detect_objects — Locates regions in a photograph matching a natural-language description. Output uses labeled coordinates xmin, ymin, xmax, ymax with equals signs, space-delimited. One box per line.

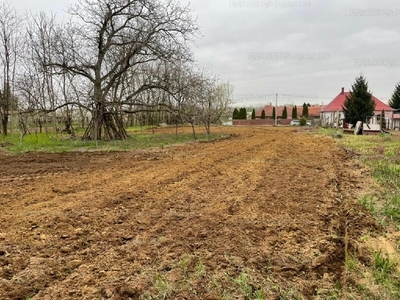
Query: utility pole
xmin=275 ymin=93 xmax=278 ymax=126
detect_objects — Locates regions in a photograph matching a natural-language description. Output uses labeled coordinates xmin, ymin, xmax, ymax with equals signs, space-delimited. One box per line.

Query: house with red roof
xmin=321 ymin=87 xmax=395 ymax=128
xmin=255 ymin=103 xmax=322 ymax=119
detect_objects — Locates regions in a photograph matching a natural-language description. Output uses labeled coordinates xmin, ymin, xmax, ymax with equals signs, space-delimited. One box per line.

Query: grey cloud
xmin=13 ymin=0 xmax=400 ymax=106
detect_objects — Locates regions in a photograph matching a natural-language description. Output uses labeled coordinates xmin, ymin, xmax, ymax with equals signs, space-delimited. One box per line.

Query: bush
xmin=299 ymin=116 xmax=307 ymax=126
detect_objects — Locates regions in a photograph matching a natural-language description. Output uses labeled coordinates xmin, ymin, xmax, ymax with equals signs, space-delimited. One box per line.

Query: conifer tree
xmin=292 ymin=106 xmax=297 ymax=119
xmin=380 ymin=110 xmax=386 ymax=129
xmin=272 ymin=107 xmax=276 ymax=119
xmin=261 ymin=110 xmax=266 ymax=119
xmin=241 ymin=108 xmax=247 ymax=119
xmin=232 ymin=108 xmax=239 ymax=120
xmin=343 ymin=75 xmax=375 ymax=124
xmin=389 ymin=82 xmax=400 ymax=109
xmin=251 ymin=108 xmax=256 ymax=119
xmin=302 ymin=103 xmax=309 ymax=117
xmin=239 ymin=108 xmax=243 ymax=119
xmin=282 ymin=106 xmax=287 ymax=119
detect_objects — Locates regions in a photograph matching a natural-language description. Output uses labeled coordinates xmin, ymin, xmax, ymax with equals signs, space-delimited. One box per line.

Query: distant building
xmin=321 ymin=87 xmax=395 ymax=128
xmin=255 ymin=104 xmax=322 ymax=119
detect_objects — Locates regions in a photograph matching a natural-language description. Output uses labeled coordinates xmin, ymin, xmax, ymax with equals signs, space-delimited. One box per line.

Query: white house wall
xmin=322 ymin=110 xmax=395 ymax=129
xmin=321 ymin=111 xmax=344 ymax=127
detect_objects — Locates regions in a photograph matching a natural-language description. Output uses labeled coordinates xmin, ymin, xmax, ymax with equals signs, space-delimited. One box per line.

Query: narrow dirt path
xmin=0 ymin=127 xmax=375 ymax=299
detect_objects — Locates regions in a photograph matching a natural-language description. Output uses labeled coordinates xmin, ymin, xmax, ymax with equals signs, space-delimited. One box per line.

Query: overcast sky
xmin=13 ymin=0 xmax=400 ymax=107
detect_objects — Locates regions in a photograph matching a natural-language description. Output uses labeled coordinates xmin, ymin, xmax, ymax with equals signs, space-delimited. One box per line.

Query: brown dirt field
xmin=0 ymin=127 xmax=376 ymax=299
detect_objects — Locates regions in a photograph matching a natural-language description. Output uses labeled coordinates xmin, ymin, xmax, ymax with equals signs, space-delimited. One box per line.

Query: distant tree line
xmin=232 ymin=103 xmax=315 ymax=121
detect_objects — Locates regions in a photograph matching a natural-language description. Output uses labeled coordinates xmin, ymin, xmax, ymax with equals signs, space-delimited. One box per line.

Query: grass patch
xmin=140 ymin=253 xmax=315 ymax=299
xmin=382 ymin=193 xmax=400 ymax=223
xmin=360 ymin=195 xmax=376 ymax=214
xmin=231 ymin=272 xmax=266 ymax=300
xmin=0 ymin=129 xmax=229 ymax=153
xmin=153 ymin=274 xmax=172 ymax=300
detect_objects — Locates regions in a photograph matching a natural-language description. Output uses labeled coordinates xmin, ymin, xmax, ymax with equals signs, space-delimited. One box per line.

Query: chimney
xmin=341 ymin=87 xmax=344 ymax=94
xmin=270 ymin=102 xmax=272 ymax=106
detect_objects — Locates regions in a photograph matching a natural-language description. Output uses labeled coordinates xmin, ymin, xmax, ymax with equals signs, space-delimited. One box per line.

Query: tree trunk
xmin=39 ymin=117 xmax=42 ymax=133
xmin=1 ymin=113 xmax=8 ymax=137
xmin=205 ymin=119 xmax=211 ymax=135
xmin=83 ymin=102 xmax=128 ymax=140
xmin=191 ymin=123 xmax=196 ymax=140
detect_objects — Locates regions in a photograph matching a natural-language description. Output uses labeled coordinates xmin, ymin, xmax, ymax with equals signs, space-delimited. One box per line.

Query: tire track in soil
xmin=0 ymin=127 xmax=376 ymax=299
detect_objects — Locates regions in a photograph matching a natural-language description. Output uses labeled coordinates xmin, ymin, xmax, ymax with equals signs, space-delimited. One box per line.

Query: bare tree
xmin=11 ymin=1 xmax=227 ymax=141
xmin=165 ymin=63 xmax=233 ymax=137
xmin=0 ymin=2 xmax=23 ymax=136
xmin=42 ymin=0 xmax=198 ymax=140
xmin=200 ymin=82 xmax=234 ymax=134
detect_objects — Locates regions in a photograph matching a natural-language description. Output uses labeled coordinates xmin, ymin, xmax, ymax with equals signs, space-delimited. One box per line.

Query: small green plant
xmin=345 ymin=251 xmax=358 ymax=272
xmin=360 ymin=195 xmax=376 ymax=213
xmin=154 ymin=274 xmax=171 ymax=300
xmin=373 ymin=250 xmax=397 ymax=283
xmin=180 ymin=254 xmax=190 ymax=278
xmin=254 ymin=289 xmax=267 ymax=300
xmin=315 ymin=285 xmax=340 ymax=300
xmin=234 ymin=273 xmax=253 ymax=299
xmin=194 ymin=257 xmax=205 ymax=278
xmin=231 ymin=272 xmax=266 ymax=299
xmin=360 ymin=234 xmax=370 ymax=242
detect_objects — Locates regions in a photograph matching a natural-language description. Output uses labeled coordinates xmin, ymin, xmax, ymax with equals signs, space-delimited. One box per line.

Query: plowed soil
xmin=0 ymin=127 xmax=376 ymax=299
